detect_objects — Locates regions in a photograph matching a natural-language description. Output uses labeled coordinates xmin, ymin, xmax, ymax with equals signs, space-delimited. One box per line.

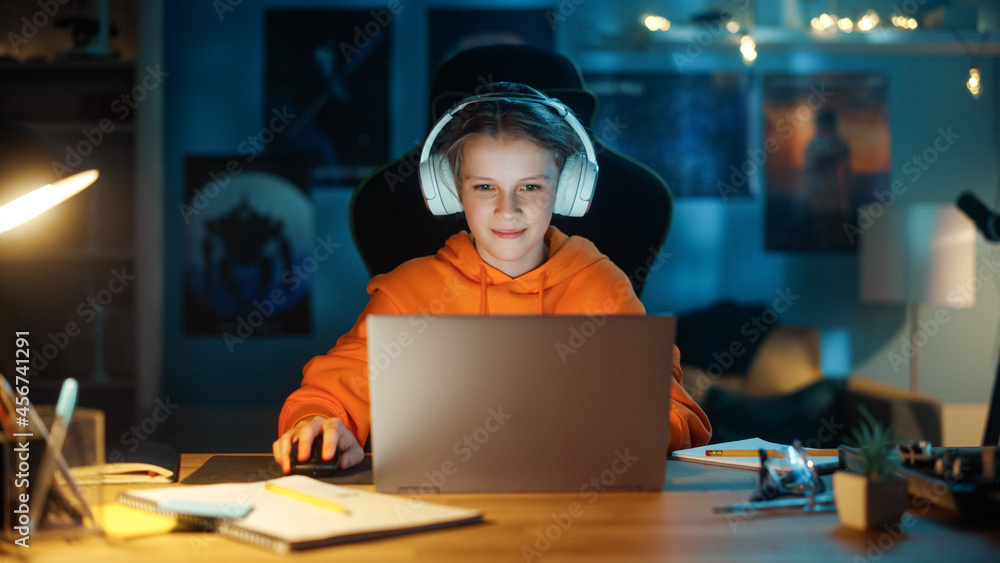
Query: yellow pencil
xmin=705 ymin=449 xmax=839 ymax=458
xmin=265 ymin=482 xmax=351 ymax=515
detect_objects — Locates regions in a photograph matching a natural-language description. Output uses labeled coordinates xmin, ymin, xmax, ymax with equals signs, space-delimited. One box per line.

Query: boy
xmin=274 ymin=83 xmax=711 ymax=472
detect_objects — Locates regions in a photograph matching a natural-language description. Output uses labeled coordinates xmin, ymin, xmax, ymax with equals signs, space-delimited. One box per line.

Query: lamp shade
xmin=859 ymin=204 xmax=977 ymax=308
xmin=0 ymin=169 xmax=99 ymax=234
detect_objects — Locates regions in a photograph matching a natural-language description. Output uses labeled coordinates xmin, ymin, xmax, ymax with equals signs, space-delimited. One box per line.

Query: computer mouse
xmin=289 ymin=436 xmax=340 ymax=477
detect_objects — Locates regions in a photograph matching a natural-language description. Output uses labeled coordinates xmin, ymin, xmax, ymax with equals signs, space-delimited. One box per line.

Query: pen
xmin=29 ymin=377 xmax=78 ymax=532
xmin=705 ymin=449 xmax=839 ymax=458
xmin=265 ymin=482 xmax=351 ymax=515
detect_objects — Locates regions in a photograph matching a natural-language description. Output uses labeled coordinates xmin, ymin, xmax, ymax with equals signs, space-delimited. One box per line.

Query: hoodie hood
xmin=436 ymin=226 xmax=608 ymax=313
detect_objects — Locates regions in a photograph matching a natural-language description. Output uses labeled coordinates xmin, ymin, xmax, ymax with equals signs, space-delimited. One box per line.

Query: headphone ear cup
xmin=430 ymin=154 xmax=463 ymax=214
xmin=554 ymin=153 xmax=586 ymax=216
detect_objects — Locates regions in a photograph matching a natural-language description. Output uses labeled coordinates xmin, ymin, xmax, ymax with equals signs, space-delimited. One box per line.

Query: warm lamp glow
xmin=0 ymin=169 xmax=99 ymax=234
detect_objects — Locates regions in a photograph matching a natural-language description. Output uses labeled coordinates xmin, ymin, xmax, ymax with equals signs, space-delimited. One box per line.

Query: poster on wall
xmin=265 ymin=10 xmax=391 ymax=187
xmin=583 ymin=72 xmax=752 ymax=198
xmin=428 ymin=9 xmax=555 ymax=77
xmin=182 ymin=156 xmax=314 ymax=337
xmin=763 ymin=73 xmax=890 ymax=252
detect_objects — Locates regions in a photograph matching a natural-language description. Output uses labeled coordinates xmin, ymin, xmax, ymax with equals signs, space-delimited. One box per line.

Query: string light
xmin=967 ymin=67 xmax=981 ymax=98
xmin=891 ymin=14 xmax=918 ymax=29
xmin=951 ymin=28 xmax=989 ymax=99
xmin=740 ymin=35 xmax=757 ymax=65
xmin=838 ymin=17 xmax=854 ymax=33
xmin=857 ymin=10 xmax=880 ymax=32
xmin=811 ymin=13 xmax=836 ymax=32
xmin=642 ymin=14 xmax=670 ymax=31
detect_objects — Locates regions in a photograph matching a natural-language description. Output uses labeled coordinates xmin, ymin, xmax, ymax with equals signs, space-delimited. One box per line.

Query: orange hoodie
xmin=278 ymin=226 xmax=711 ymax=452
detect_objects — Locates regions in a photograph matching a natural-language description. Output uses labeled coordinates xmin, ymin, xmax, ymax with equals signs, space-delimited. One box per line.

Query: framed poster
xmin=583 ymin=72 xmax=752 ymax=199
xmin=763 ymin=73 xmax=890 ymax=251
xmin=182 ymin=156 xmax=314 ymax=337
xmin=265 ymin=10 xmax=391 ymax=186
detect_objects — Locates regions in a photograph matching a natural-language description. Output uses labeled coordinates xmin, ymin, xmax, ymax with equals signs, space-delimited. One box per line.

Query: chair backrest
xmin=350 ymin=45 xmax=672 ymax=296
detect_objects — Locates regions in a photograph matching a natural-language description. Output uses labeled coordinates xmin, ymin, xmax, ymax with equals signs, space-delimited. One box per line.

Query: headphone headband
xmin=418 ymin=91 xmax=598 ymax=217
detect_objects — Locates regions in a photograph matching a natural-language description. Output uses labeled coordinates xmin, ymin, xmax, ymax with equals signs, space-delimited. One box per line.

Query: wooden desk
xmin=6 ymin=454 xmax=999 ymax=562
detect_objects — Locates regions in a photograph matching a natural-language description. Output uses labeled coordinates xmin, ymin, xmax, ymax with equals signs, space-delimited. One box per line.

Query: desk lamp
xmin=0 ymin=169 xmax=100 ymax=534
xmin=0 ymin=169 xmax=99 ymax=234
xmin=859 ymin=204 xmax=977 ymax=393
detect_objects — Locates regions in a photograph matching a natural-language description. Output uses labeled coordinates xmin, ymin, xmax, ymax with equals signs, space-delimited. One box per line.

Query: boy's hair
xmin=432 ymin=82 xmax=586 ymax=189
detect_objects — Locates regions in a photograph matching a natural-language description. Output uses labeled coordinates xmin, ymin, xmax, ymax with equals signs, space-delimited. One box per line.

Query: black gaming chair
xmin=349 ymin=44 xmax=672 ymax=296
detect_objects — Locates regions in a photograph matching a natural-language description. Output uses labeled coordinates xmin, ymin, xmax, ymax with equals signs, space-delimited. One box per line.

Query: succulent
xmin=845 ymin=405 xmax=898 ymax=481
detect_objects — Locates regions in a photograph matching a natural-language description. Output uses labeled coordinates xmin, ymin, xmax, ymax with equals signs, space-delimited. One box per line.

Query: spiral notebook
xmin=117 ymin=475 xmax=482 ymax=553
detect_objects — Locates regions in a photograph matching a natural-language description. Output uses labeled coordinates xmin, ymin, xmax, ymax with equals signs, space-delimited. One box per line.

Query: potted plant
xmin=833 ymin=406 xmax=908 ymax=531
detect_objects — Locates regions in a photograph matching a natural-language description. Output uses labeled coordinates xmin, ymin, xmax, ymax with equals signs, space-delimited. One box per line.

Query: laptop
xmin=367 ymin=314 xmax=675 ymax=493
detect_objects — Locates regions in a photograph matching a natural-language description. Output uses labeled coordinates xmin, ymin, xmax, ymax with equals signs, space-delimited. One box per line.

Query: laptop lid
xmin=367 ymin=314 xmax=674 ymax=493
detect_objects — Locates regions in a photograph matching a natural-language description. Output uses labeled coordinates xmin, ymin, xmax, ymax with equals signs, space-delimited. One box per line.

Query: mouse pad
xmin=182 ymin=454 xmax=373 ymax=485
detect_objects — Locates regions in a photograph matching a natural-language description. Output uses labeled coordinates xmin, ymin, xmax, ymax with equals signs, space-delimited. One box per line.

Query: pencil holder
xmin=0 ymin=406 xmax=105 ymax=545
xmin=31 ymin=406 xmax=105 ymax=538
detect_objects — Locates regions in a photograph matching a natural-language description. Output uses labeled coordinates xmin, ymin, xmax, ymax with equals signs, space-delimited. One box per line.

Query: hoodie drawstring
xmin=476 ymin=264 xmax=546 ymax=315
xmin=479 ymin=264 xmax=489 ymax=314
xmin=537 ymin=270 xmax=546 ymax=315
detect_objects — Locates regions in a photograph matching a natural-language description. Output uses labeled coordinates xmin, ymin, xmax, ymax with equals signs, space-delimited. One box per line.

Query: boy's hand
xmin=272 ymin=416 xmax=364 ymax=474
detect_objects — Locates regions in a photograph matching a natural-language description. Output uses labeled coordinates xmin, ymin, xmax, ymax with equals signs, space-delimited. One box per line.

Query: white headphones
xmin=418 ymin=92 xmax=598 ymax=217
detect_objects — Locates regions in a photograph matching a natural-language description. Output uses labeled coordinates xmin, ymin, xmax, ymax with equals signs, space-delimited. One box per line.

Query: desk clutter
xmin=675 ymin=436 xmax=1000 ymax=527
xmin=116 ymin=474 xmax=483 ymax=554
xmin=885 ymin=442 xmax=1000 ymax=520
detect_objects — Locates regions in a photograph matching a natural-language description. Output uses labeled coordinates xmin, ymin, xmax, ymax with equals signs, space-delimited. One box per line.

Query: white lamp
xmin=859 ymin=204 xmax=977 ymax=391
xmin=0 ymin=169 xmax=99 ymax=234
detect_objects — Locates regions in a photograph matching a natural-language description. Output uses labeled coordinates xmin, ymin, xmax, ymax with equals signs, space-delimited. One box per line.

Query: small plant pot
xmin=833 ymin=470 xmax=908 ymax=531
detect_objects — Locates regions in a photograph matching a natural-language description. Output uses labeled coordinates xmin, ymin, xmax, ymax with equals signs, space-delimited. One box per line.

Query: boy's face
xmin=459 ymin=133 xmax=558 ymax=278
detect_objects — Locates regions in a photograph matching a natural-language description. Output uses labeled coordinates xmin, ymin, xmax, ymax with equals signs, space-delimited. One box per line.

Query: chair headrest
xmin=427 ymin=44 xmax=599 ymax=129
